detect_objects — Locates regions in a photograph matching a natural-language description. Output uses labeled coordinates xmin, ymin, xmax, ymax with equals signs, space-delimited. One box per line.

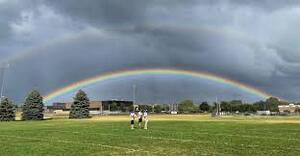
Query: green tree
xmin=138 ymin=105 xmax=152 ymax=112
xmin=162 ymin=104 xmax=170 ymax=112
xmin=220 ymin=101 xmax=231 ymax=112
xmin=69 ymin=90 xmax=90 ymax=119
xmin=266 ymin=97 xmax=280 ymax=112
xmin=178 ymin=100 xmax=196 ymax=113
xmin=119 ymin=103 xmax=127 ymax=112
xmin=231 ymin=100 xmax=243 ymax=105
xmin=110 ymin=102 xmax=118 ymax=111
xmin=0 ymin=97 xmax=15 ymax=121
xmin=229 ymin=100 xmax=243 ymax=112
xmin=199 ymin=102 xmax=210 ymax=113
xmin=154 ymin=105 xmax=162 ymax=113
xmin=22 ymin=90 xmax=44 ymax=120
xmin=253 ymin=100 xmax=266 ymax=111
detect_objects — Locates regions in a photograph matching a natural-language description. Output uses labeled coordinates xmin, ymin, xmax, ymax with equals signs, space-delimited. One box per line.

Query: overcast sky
xmin=1 ymin=0 xmax=300 ymax=104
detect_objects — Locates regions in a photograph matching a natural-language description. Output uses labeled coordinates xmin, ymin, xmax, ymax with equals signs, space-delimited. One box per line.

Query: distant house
xmin=278 ymin=104 xmax=300 ymax=113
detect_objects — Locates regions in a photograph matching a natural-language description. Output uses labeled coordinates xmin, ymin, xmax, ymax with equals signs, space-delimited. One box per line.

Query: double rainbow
xmin=44 ymin=68 xmax=273 ymax=102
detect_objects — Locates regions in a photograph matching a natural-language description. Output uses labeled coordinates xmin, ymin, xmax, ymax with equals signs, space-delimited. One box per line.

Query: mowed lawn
xmin=0 ymin=115 xmax=300 ymax=156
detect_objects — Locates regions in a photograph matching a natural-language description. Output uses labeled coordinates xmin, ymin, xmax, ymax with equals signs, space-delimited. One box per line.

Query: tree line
xmin=134 ymin=97 xmax=287 ymax=114
xmin=177 ymin=97 xmax=288 ymax=114
xmin=0 ymin=88 xmax=291 ymax=122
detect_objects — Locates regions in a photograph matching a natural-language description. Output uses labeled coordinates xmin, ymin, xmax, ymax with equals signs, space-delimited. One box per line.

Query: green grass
xmin=0 ymin=115 xmax=300 ymax=156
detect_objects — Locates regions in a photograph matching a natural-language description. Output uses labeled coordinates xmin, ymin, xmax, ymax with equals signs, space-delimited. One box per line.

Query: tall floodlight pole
xmin=133 ymin=84 xmax=136 ymax=105
xmin=0 ymin=63 xmax=9 ymax=102
xmin=215 ymin=96 xmax=219 ymax=116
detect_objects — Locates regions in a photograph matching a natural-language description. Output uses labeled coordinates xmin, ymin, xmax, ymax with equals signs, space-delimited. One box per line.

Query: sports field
xmin=0 ymin=115 xmax=300 ymax=156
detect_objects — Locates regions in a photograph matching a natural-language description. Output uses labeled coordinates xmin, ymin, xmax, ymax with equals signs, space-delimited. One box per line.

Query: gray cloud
xmin=1 ymin=0 xmax=300 ymax=103
xmin=44 ymin=0 xmax=151 ymax=27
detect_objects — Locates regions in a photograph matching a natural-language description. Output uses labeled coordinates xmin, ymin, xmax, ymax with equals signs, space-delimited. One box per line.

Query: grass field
xmin=0 ymin=115 xmax=300 ymax=156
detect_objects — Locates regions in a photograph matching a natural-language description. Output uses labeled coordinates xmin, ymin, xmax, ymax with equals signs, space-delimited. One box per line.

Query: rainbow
xmin=44 ymin=68 xmax=273 ymax=102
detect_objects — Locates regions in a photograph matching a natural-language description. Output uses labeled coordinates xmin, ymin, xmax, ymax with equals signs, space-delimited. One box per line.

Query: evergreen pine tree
xmin=22 ymin=90 xmax=44 ymax=120
xmin=0 ymin=97 xmax=16 ymax=121
xmin=69 ymin=90 xmax=90 ymax=119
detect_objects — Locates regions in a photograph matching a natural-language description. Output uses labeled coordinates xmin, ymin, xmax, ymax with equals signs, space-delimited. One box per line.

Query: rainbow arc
xmin=44 ymin=68 xmax=274 ymax=102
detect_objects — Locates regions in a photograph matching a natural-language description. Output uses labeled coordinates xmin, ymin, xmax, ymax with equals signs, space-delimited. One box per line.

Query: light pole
xmin=132 ymin=84 xmax=136 ymax=105
xmin=0 ymin=63 xmax=9 ymax=102
xmin=215 ymin=96 xmax=219 ymax=116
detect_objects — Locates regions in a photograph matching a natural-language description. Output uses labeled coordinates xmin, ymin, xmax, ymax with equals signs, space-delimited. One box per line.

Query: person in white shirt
xmin=143 ymin=110 xmax=148 ymax=130
xmin=130 ymin=111 xmax=137 ymax=129
xmin=138 ymin=110 xmax=143 ymax=128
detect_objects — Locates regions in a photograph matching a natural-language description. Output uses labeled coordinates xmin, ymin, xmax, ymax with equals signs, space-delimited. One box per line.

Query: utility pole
xmin=0 ymin=63 xmax=9 ymax=102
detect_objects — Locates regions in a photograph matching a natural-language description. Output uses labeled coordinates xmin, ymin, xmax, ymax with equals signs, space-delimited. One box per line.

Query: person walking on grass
xmin=130 ymin=111 xmax=137 ymax=129
xmin=138 ymin=110 xmax=143 ymax=128
xmin=143 ymin=110 xmax=149 ymax=130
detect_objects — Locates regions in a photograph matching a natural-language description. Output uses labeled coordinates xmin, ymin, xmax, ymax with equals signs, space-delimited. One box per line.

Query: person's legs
xmin=138 ymin=118 xmax=142 ymax=128
xmin=131 ymin=120 xmax=134 ymax=129
xmin=144 ymin=120 xmax=148 ymax=130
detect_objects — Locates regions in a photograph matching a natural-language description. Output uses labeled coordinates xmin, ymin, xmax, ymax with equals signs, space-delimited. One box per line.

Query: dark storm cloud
xmin=44 ymin=0 xmax=147 ymax=26
xmin=230 ymin=0 xmax=300 ymax=11
xmin=0 ymin=0 xmax=40 ymax=39
xmin=1 ymin=0 xmax=300 ymax=103
xmin=0 ymin=0 xmax=46 ymax=58
xmin=4 ymin=25 xmax=281 ymax=102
